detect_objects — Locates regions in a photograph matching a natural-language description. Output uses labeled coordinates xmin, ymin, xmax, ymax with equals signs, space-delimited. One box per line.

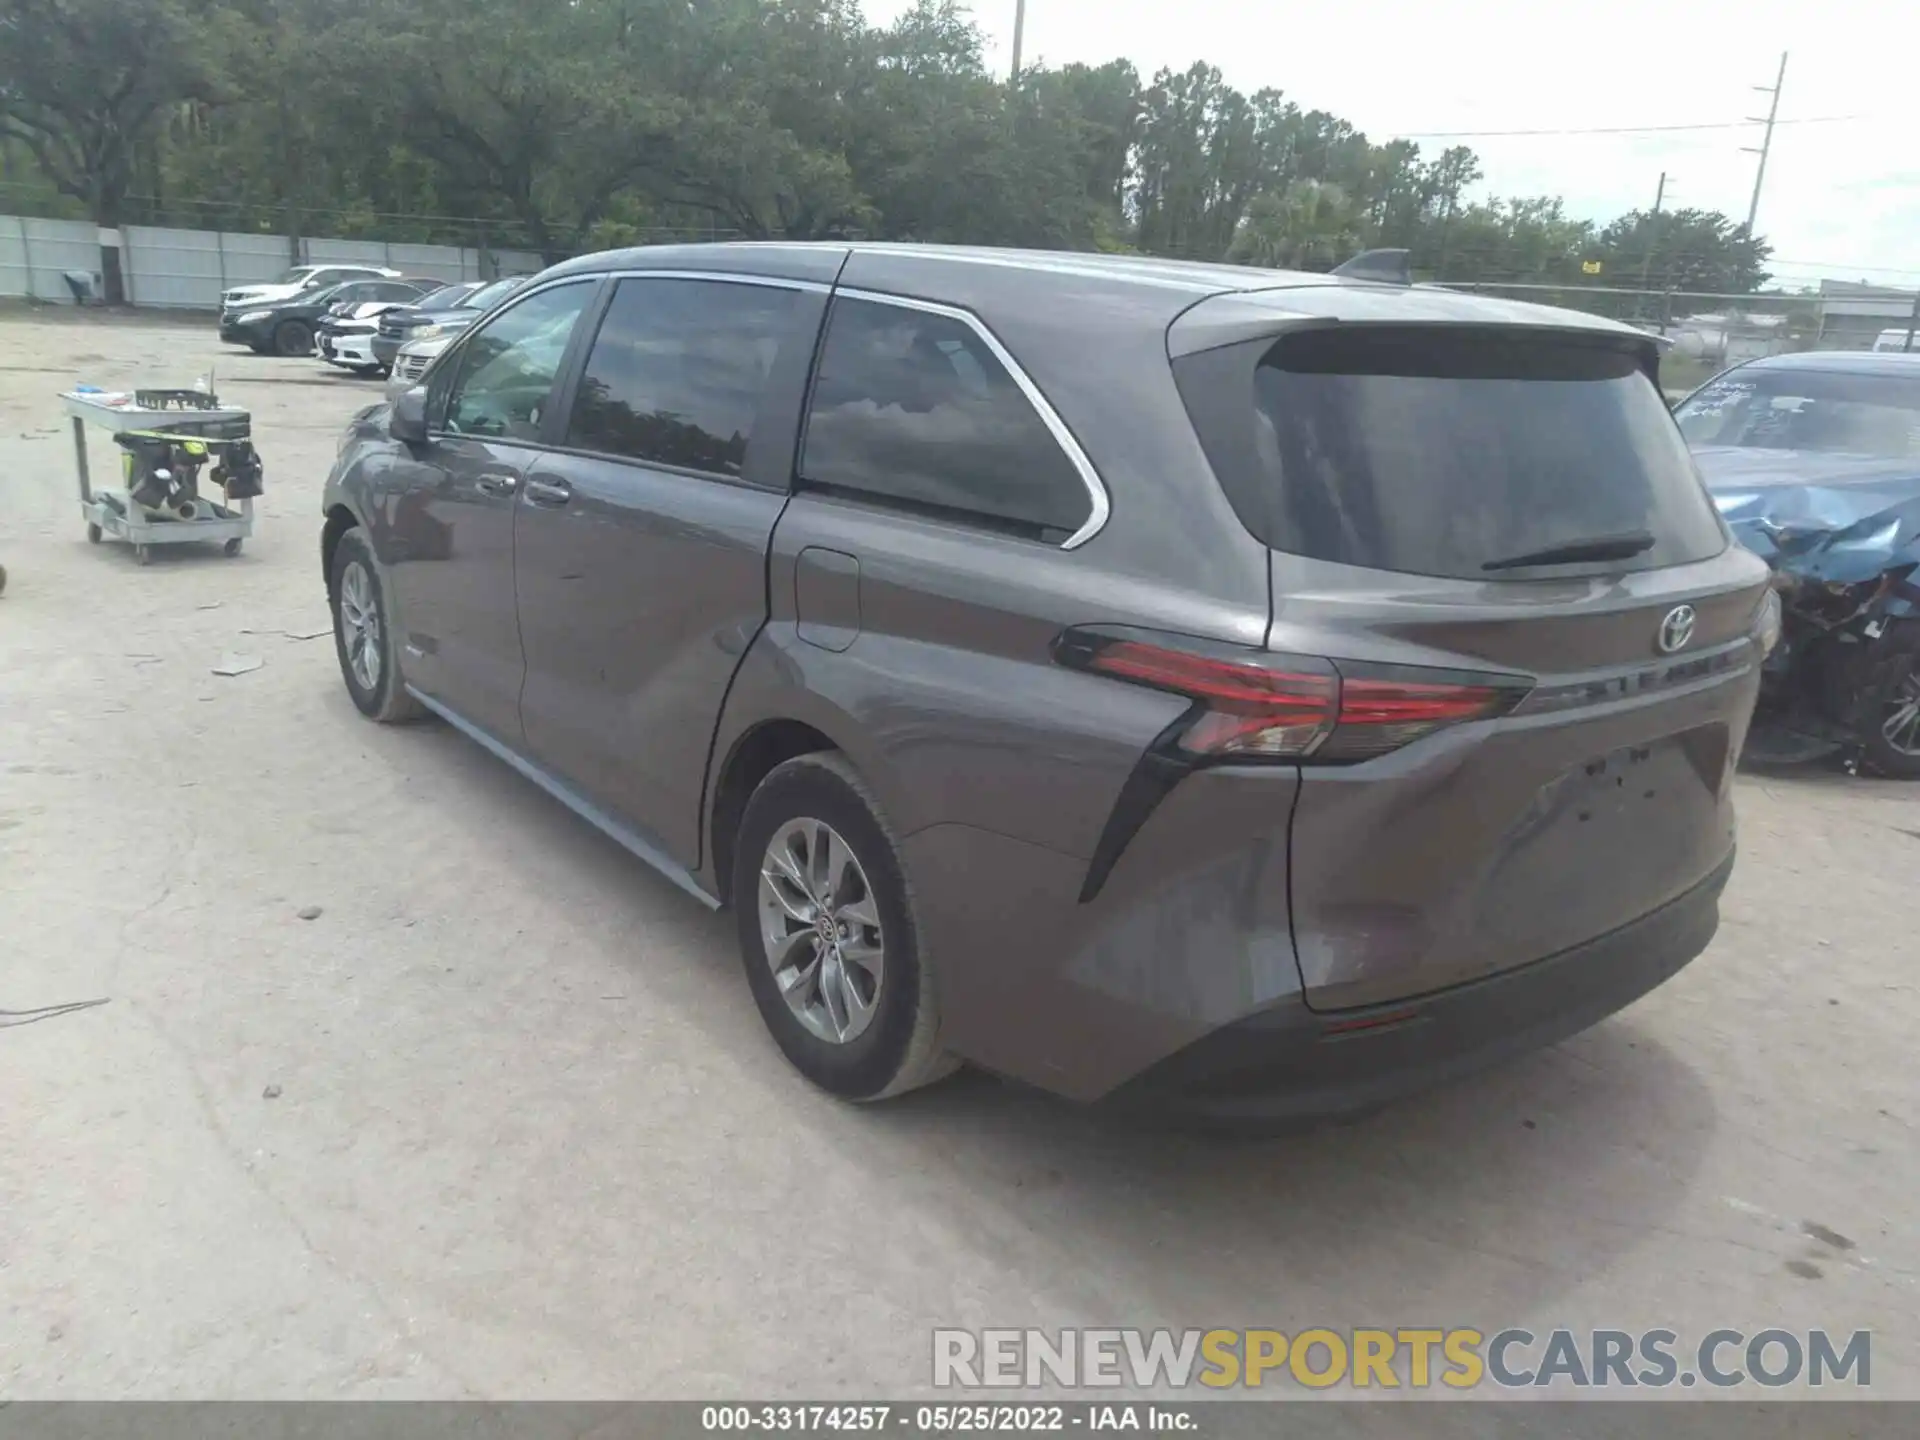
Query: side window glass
xmin=563 ymin=277 xmax=799 ymax=478
xmin=439 ymin=282 xmax=594 ymax=443
xmin=799 ymin=297 xmax=1091 ymax=537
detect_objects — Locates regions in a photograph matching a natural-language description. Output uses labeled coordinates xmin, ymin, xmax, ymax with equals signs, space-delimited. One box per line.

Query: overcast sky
xmin=864 ymin=0 xmax=1920 ymax=290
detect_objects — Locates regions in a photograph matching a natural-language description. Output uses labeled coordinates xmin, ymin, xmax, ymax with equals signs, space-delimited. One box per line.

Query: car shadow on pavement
xmin=850 ymin=1017 xmax=1716 ymax=1324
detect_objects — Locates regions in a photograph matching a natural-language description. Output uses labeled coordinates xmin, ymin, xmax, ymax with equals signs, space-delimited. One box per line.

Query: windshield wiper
xmin=1482 ymin=530 xmax=1656 ymax=571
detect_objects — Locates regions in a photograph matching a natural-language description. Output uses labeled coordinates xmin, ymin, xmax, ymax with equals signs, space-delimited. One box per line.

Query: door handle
xmin=474 ymin=472 xmax=519 ymax=498
xmin=523 ymin=477 xmax=573 ymax=508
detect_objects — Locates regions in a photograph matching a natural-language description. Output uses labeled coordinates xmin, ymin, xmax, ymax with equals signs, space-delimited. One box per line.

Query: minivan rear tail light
xmin=1053 ymin=627 xmax=1530 ymax=763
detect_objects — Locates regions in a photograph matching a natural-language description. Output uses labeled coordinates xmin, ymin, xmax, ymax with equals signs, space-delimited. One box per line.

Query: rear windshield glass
xmin=1176 ymin=326 xmax=1727 ymax=580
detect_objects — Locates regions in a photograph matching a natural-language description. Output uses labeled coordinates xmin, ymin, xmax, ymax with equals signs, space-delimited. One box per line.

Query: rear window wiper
xmin=1482 ymin=530 xmax=1656 ymax=571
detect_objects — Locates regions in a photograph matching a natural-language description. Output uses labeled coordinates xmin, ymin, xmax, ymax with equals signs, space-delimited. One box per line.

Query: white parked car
xmin=319 ymin=299 xmax=428 ymax=376
xmin=219 ymin=263 xmax=402 ymax=314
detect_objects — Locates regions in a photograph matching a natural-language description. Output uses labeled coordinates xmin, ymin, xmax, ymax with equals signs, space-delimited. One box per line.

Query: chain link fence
xmin=1440 ymin=281 xmax=1920 ymax=397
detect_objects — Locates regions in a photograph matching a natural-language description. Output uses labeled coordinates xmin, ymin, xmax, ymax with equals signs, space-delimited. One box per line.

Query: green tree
xmin=326 ymin=0 xmax=700 ymax=261
xmin=834 ymin=1 xmax=1092 ymax=247
xmin=1594 ymin=207 xmax=1772 ymax=294
xmin=0 ymin=0 xmax=229 ymax=296
xmin=1025 ymin=59 xmax=1141 ymax=217
xmin=0 ymin=0 xmax=1784 ymax=301
xmin=1227 ymin=180 xmax=1360 ymax=270
xmin=1437 ymin=196 xmax=1596 ymax=284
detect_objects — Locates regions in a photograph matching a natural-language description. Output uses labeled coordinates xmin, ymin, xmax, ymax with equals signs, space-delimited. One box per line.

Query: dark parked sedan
xmin=320 ymin=243 xmax=1769 ymax=1121
xmin=222 ymin=278 xmax=434 ymax=356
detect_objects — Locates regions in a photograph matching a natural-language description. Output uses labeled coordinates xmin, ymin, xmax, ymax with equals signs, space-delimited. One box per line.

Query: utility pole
xmin=1903 ymin=286 xmax=1918 ymax=353
xmin=1743 ymin=51 xmax=1788 ymax=236
xmin=1010 ymin=0 xmax=1027 ymax=82
xmin=1637 ymin=171 xmax=1669 ymax=294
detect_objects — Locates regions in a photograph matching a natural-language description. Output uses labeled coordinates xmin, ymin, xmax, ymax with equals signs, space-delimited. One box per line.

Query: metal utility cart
xmin=63 ymin=388 xmax=259 ymax=565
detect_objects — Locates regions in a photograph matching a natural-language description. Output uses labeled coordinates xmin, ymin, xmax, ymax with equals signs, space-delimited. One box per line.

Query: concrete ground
xmin=0 ymin=310 xmax=1915 ymax=1402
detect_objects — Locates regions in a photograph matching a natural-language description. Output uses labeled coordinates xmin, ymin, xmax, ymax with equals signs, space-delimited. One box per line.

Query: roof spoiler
xmin=1330 ymin=249 xmax=1412 ymax=286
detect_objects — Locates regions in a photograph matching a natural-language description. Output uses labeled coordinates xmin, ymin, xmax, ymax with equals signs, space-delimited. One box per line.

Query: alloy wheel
xmin=1880 ymin=672 xmax=1920 ymax=756
xmin=757 ymin=817 xmax=886 ymax=1044
xmin=338 ymin=560 xmax=382 ymax=693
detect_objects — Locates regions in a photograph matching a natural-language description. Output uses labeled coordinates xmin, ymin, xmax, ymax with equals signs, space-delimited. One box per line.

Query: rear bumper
xmin=1105 ymin=850 xmax=1732 ymax=1127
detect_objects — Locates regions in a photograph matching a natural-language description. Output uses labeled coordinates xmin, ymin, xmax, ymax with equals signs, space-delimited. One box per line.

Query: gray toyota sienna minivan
xmin=321 ymin=243 xmax=1772 ymax=1121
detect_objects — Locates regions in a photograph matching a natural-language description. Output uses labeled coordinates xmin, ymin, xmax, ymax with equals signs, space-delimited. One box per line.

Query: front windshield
xmin=462 ymin=278 xmax=521 ymax=312
xmin=271 ymin=267 xmax=317 ymax=286
xmin=420 ymin=283 xmax=477 ymax=311
xmin=1676 ymin=366 xmax=1920 ymax=459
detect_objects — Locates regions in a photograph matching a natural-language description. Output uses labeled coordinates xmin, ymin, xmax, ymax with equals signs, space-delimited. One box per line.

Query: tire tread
xmin=736 ymin=752 xmax=956 ymax=1100
xmin=329 ymin=527 xmax=424 ymax=724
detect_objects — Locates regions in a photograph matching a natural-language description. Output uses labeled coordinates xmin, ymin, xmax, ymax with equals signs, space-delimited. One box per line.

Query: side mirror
xmin=389 ymin=386 xmax=429 ymax=445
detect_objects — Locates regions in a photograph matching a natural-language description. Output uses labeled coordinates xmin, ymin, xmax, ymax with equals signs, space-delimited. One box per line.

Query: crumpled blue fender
xmin=1697 ymin=446 xmax=1920 ymax=612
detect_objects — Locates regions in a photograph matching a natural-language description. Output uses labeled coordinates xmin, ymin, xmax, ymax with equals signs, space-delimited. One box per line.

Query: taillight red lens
xmin=1054 ymin=628 xmax=1529 ymax=763
xmin=1317 ymin=674 xmax=1527 ymax=761
xmin=1084 ymin=639 xmax=1337 ymax=758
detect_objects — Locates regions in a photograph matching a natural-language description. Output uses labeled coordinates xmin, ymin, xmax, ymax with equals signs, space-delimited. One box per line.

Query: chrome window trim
xmin=828 ymin=287 xmax=1112 ymax=550
xmin=600 ymin=269 xmax=831 ymax=294
xmin=851 ymin=245 xmax=1220 ymax=293
xmin=426 ymin=270 xmax=1112 ymax=548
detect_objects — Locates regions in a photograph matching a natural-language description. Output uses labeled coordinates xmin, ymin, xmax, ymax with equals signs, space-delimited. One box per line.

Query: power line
xmin=1390 ymin=114 xmax=1858 ymax=140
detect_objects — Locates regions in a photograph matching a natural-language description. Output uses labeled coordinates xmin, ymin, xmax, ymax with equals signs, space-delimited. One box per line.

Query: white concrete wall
xmin=0 ymin=213 xmax=546 ymax=308
xmin=0 ymin=216 xmax=100 ymax=301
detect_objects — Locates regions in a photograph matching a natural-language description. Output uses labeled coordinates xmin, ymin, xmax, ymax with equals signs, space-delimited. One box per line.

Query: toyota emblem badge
xmin=1657 ymin=604 xmax=1697 ymax=654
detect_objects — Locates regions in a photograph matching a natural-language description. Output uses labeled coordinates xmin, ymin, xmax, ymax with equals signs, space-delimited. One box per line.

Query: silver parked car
xmin=385 ymin=334 xmax=453 ymax=398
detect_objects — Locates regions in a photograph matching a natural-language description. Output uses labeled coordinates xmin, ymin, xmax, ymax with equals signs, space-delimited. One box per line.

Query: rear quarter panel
xmin=700 ymin=258 xmax=1303 ymax=1095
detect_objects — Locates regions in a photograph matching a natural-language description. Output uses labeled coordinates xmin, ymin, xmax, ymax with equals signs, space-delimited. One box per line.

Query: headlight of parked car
xmin=1753 ymin=587 xmax=1783 ymax=657
xmin=409 ymin=323 xmax=453 ymax=340
xmin=237 ymin=309 xmax=272 ymax=324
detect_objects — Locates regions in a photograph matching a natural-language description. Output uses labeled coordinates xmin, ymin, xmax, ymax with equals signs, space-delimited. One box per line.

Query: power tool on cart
xmin=111 ymin=430 xmax=264 ymax=520
xmin=108 ymin=389 xmax=265 ymax=523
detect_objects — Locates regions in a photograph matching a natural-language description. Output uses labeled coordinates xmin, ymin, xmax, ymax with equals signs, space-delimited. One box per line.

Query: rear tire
xmin=733 ymin=753 xmax=955 ymax=1101
xmin=328 ymin=527 xmax=423 ymax=723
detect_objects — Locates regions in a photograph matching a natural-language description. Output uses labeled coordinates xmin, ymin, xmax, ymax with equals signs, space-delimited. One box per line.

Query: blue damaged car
xmin=1678 ymin=350 xmax=1920 ymax=775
